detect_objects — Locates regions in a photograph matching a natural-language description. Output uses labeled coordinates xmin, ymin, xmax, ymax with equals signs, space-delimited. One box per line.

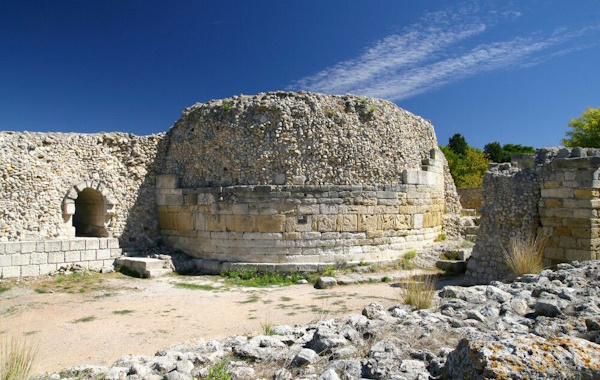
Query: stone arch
xmin=63 ymin=181 xmax=116 ymax=237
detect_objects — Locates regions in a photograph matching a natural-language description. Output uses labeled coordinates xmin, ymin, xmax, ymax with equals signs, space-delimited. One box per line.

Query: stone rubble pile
xmin=37 ymin=260 xmax=600 ymax=379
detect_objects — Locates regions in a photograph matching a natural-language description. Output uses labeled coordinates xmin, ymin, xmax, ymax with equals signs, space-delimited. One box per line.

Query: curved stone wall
xmin=161 ymin=92 xmax=440 ymax=187
xmin=157 ymin=92 xmax=460 ymax=269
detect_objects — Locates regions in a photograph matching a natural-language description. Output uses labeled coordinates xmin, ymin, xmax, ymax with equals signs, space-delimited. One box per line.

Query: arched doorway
xmin=73 ymin=188 xmax=108 ymax=237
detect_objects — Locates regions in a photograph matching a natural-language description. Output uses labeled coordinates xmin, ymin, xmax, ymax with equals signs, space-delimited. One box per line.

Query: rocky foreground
xmin=38 ymin=261 xmax=600 ymax=380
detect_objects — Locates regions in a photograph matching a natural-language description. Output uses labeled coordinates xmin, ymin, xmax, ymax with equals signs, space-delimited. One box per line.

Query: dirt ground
xmin=0 ymin=271 xmax=418 ymax=374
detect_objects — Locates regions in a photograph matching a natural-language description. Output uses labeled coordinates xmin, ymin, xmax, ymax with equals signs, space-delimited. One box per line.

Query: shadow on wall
xmin=119 ymin=135 xmax=171 ymax=251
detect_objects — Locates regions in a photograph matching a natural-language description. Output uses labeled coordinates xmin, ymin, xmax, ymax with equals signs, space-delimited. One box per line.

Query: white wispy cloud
xmin=290 ymin=4 xmax=599 ymax=101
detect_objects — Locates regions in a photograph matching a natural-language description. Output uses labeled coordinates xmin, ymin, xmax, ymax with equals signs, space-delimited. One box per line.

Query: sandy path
xmin=0 ymin=274 xmax=403 ymax=373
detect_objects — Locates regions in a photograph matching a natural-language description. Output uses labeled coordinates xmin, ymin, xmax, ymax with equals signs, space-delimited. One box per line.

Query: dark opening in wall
xmin=73 ymin=188 xmax=108 ymax=237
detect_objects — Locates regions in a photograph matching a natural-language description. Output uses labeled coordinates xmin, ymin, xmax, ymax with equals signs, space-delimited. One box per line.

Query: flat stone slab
xmin=115 ymin=257 xmax=172 ymax=278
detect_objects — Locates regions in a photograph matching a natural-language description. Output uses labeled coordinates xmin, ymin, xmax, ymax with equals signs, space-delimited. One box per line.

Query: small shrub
xmin=222 ymin=100 xmax=233 ymax=112
xmin=382 ymin=276 xmax=391 ymax=283
xmin=261 ymin=316 xmax=275 ymax=336
xmin=435 ymin=233 xmax=446 ymax=242
xmin=398 ymin=274 xmax=436 ymax=310
xmin=72 ymin=316 xmax=96 ymax=323
xmin=441 ymin=251 xmax=460 ymax=260
xmin=504 ymin=235 xmax=545 ymax=276
xmin=368 ymin=105 xmax=377 ymax=113
xmin=321 ymin=266 xmax=336 ymax=277
xmin=396 ymin=250 xmax=417 ymax=270
xmin=1 ymin=334 xmax=37 ymax=380
xmin=206 ymin=359 xmax=231 ymax=380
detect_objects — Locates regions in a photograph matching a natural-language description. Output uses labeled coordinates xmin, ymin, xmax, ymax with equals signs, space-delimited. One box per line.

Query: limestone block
xmin=107 ymin=238 xmax=119 ymax=249
xmin=298 ymin=204 xmax=319 ymax=215
xmin=543 ymin=199 xmax=562 ymax=207
xmin=553 ymin=227 xmax=572 ymax=236
xmin=571 ymin=227 xmax=596 ymax=238
xmin=158 ymin=211 xmax=177 ymax=230
xmin=85 ymin=239 xmax=100 ymax=250
xmin=99 ymin=239 xmax=107 ymax=249
xmin=317 ymin=215 xmax=337 ymax=232
xmin=565 ymin=249 xmax=594 ymax=262
xmin=231 ymin=203 xmax=249 ymax=215
xmin=0 ymin=255 xmax=11 ymax=267
xmin=88 ymin=261 xmax=103 ymax=271
xmin=96 ymin=249 xmax=111 ymax=260
xmin=1 ymin=266 xmax=21 ymax=278
xmin=563 ymin=218 xmax=592 ymax=228
xmin=367 ymin=231 xmax=384 ymax=238
xmin=558 ymin=237 xmax=577 ymax=249
xmin=319 ymin=204 xmax=339 ymax=215
xmin=21 ymin=265 xmax=40 ymax=277
xmin=540 ymin=188 xmax=573 ymax=199
xmin=81 ymin=250 xmax=96 ymax=261
xmin=257 ymin=215 xmax=286 ymax=233
xmin=197 ymin=193 xmax=215 ymax=205
xmin=65 ymin=251 xmax=81 ymax=262
xmin=377 ymin=215 xmax=396 ymax=230
xmin=413 ymin=214 xmax=424 ymax=229
xmin=48 ymin=251 xmax=65 ymax=264
xmin=543 ymin=247 xmax=565 ymax=260
xmin=156 ymin=174 xmax=178 ymax=189
xmin=207 ymin=214 xmax=227 ymax=231
xmin=358 ymin=214 xmax=378 ymax=232
xmin=227 ymin=215 xmax=256 ymax=232
xmin=284 ymin=232 xmax=301 ymax=240
xmin=156 ymin=193 xmax=167 ymax=206
xmin=12 ymin=254 xmax=30 ymax=266
xmin=19 ymin=241 xmax=35 ymax=254
xmin=176 ymin=212 xmax=195 ymax=230
xmin=183 ymin=193 xmax=197 ymax=206
xmin=543 ymin=181 xmax=562 ymax=189
xmin=572 ymin=208 xmax=597 ymax=218
xmin=70 ymin=239 xmax=86 ymax=250
xmin=338 ymin=215 xmax=357 ymax=232
xmin=5 ymin=242 xmax=21 ymax=254
xmin=195 ymin=212 xmax=207 ymax=230
xmin=574 ymin=189 xmax=600 ymax=199
xmin=39 ymin=263 xmax=57 ymax=275
xmin=165 ymin=194 xmax=184 ymax=205
xmin=30 ymin=252 xmax=47 ymax=265
xmin=288 ymin=215 xmax=313 ymax=232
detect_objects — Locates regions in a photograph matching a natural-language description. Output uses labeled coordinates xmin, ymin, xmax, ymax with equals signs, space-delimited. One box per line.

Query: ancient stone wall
xmin=466 ymin=148 xmax=600 ymax=284
xmin=0 ymin=238 xmax=121 ymax=278
xmin=457 ymin=187 xmax=483 ymax=211
xmin=1 ymin=91 xmax=462 ymax=277
xmin=0 ymin=131 xmax=167 ymax=248
xmin=156 ymin=92 xmax=460 ymax=270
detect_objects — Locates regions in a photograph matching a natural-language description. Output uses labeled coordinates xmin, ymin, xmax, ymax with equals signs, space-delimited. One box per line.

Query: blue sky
xmin=1 ymin=1 xmax=599 ymax=149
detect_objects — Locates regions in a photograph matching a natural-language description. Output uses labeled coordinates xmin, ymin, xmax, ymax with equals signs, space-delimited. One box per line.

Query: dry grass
xmin=397 ymin=273 xmax=436 ymax=310
xmin=1 ymin=334 xmax=37 ymax=380
xmin=504 ymin=235 xmax=545 ymax=276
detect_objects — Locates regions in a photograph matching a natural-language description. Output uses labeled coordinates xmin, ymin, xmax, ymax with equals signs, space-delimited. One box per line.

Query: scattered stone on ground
xmin=35 ymin=260 xmax=600 ymax=379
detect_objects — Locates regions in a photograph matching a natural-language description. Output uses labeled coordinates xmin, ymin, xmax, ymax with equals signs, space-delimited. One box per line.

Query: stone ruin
xmin=3 ymin=91 xmax=600 ymax=281
xmin=0 ymin=91 xmax=462 ymax=278
xmin=466 ymin=147 xmax=600 ymax=283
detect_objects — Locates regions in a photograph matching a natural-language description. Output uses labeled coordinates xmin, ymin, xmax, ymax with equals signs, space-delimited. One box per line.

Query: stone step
xmin=465 ymin=226 xmax=480 ymax=235
xmin=115 ymin=257 xmax=172 ymax=278
xmin=462 ymin=209 xmax=478 ymax=217
xmin=466 ymin=234 xmax=478 ymax=242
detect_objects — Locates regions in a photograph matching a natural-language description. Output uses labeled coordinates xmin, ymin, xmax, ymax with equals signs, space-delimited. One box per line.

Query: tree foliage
xmin=484 ymin=142 xmax=534 ymax=163
xmin=562 ymin=107 xmax=600 ymax=148
xmin=440 ymin=144 xmax=489 ymax=188
xmin=447 ymin=133 xmax=468 ymax=156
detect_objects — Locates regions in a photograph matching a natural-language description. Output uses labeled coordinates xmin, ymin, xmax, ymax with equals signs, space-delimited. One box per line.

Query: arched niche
xmin=63 ymin=180 xmax=116 ymax=237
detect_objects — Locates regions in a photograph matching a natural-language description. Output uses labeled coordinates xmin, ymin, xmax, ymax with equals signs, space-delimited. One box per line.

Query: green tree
xmin=484 ymin=141 xmax=534 ymax=163
xmin=447 ymin=133 xmax=468 ymax=156
xmin=562 ymin=107 xmax=600 ymax=147
xmin=440 ymin=145 xmax=490 ymax=188
xmin=484 ymin=142 xmax=503 ymax=162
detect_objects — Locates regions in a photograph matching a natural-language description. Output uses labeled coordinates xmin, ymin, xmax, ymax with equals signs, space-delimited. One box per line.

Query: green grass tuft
xmin=112 ymin=310 xmax=134 ymax=315
xmin=72 ymin=316 xmax=96 ymax=323
xmin=220 ymin=269 xmax=303 ymax=287
xmin=174 ymin=282 xmax=216 ymax=291
xmin=206 ymin=359 xmax=231 ymax=380
xmin=504 ymin=235 xmax=545 ymax=276
xmin=398 ymin=274 xmax=436 ymax=310
xmin=1 ymin=334 xmax=37 ymax=380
